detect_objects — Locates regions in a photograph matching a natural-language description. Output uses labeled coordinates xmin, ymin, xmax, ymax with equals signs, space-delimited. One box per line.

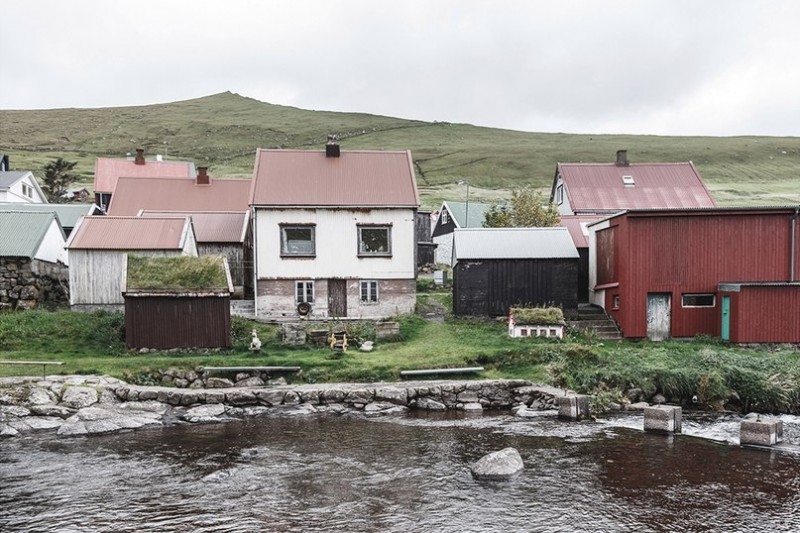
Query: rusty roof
xmin=250 ymin=149 xmax=420 ymax=207
xmin=140 ymin=210 xmax=248 ymax=243
xmin=107 ymin=176 xmax=251 ymax=215
xmin=558 ymin=215 xmax=603 ymax=248
xmin=93 ymin=157 xmax=195 ymax=194
xmin=67 ymin=216 xmax=192 ymax=250
xmin=557 ymin=162 xmax=716 ymax=212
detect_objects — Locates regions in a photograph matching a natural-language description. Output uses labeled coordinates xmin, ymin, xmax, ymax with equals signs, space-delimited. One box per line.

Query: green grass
xmin=127 ymin=255 xmax=229 ymax=291
xmin=3 ymin=308 xmax=800 ymax=413
xmin=3 ymin=92 xmax=800 ymax=210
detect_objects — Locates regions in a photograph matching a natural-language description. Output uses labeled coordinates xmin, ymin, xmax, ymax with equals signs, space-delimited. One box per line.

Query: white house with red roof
xmin=93 ymin=148 xmax=195 ymax=212
xmin=249 ymin=139 xmax=420 ymax=319
xmin=550 ymin=150 xmax=716 ymax=216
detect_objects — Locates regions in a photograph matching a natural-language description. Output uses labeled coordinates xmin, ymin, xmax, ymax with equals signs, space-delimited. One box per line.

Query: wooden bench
xmin=400 ymin=366 xmax=484 ymax=377
xmin=0 ymin=360 xmax=64 ymax=379
xmin=200 ymin=366 xmax=301 ymax=375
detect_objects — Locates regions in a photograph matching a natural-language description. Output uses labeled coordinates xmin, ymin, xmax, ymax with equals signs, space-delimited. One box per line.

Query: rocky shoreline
xmin=0 ymin=375 xmax=568 ymax=438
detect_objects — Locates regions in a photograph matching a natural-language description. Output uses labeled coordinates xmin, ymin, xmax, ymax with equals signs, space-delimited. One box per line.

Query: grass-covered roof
xmin=126 ymin=255 xmax=230 ymax=293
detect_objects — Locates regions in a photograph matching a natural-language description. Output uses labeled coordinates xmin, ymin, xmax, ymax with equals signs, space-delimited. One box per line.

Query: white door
xmin=647 ymin=293 xmax=671 ymax=341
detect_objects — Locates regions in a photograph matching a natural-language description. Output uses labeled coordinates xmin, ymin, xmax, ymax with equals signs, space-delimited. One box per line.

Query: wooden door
xmin=328 ymin=279 xmax=347 ymax=318
xmin=646 ymin=293 xmax=671 ymax=341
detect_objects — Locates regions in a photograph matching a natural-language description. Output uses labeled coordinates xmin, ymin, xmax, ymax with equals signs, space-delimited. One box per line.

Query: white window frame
xmin=357 ymin=225 xmax=392 ymax=256
xmin=295 ymin=280 xmax=315 ymax=304
xmin=556 ymin=184 xmax=564 ymax=205
xmin=360 ymin=280 xmax=379 ymax=304
xmin=281 ymin=224 xmax=316 ymax=257
xmin=21 ymin=183 xmax=33 ymax=198
xmin=441 ymin=210 xmax=449 ymax=224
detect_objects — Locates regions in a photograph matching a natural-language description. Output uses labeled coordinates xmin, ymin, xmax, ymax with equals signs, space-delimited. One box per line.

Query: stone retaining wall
xmin=0 ymin=376 xmax=562 ymax=438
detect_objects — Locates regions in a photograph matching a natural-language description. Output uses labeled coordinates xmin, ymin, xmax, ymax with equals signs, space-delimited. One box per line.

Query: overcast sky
xmin=3 ymin=1 xmax=800 ymax=137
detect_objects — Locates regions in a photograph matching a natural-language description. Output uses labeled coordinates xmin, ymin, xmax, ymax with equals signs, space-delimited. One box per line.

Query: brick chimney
xmin=134 ymin=148 xmax=145 ymax=165
xmin=196 ymin=166 xmax=210 ymax=185
xmin=615 ymin=150 xmax=629 ymax=167
xmin=326 ymin=134 xmax=340 ymax=158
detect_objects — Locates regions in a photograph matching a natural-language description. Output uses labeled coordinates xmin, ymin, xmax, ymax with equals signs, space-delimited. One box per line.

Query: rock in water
xmin=470 ymin=447 xmax=524 ymax=480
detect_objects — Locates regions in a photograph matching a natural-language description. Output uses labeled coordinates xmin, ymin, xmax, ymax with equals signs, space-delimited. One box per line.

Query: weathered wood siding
xmin=454 ymin=258 xmax=579 ymax=316
xmin=198 ymin=244 xmax=246 ymax=290
xmin=125 ymin=295 xmax=231 ymax=349
xmin=69 ymin=250 xmax=184 ymax=306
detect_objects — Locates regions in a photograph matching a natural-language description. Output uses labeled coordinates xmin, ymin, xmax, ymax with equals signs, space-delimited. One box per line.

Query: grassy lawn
xmin=2 ymin=301 xmax=800 ymax=413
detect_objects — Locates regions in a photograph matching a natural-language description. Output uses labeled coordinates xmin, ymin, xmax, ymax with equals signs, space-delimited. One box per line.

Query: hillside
xmin=2 ymin=91 xmax=799 ymax=210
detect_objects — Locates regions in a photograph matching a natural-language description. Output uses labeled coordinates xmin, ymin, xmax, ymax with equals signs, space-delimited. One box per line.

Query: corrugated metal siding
xmin=728 ymin=286 xmax=800 ymax=343
xmin=68 ymin=216 xmax=190 ymax=250
xmin=559 ymin=162 xmax=715 ymax=212
xmin=109 ymin=178 xmax=250 ymax=215
xmin=251 ymin=149 xmax=419 ymax=207
xmin=454 ymin=228 xmax=578 ymax=260
xmin=125 ymin=295 xmax=231 ymax=349
xmin=142 ymin=211 xmax=248 ymax=243
xmin=610 ymin=211 xmax=799 ymax=339
xmin=94 ymin=158 xmax=194 ymax=194
xmin=454 ymin=258 xmax=578 ymax=316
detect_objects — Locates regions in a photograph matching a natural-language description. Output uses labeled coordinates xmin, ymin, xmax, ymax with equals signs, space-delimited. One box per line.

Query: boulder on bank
xmin=470 ymin=447 xmax=524 ymax=480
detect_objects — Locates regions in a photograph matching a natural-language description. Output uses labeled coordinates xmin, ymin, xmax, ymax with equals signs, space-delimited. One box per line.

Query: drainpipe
xmin=791 ymin=207 xmax=799 ymax=282
xmin=252 ymin=208 xmax=258 ymax=317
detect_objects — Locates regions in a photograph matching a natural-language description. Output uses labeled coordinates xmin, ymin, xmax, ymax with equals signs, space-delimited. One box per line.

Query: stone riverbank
xmin=0 ymin=375 xmax=568 ymax=438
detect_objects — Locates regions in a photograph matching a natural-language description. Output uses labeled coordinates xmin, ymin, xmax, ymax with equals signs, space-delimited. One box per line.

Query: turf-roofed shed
xmin=123 ymin=255 xmax=233 ymax=350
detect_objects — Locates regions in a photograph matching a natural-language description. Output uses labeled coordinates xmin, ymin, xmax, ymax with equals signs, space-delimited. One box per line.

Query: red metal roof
xmin=140 ymin=210 xmax=248 ymax=243
xmin=250 ymin=149 xmax=420 ymax=207
xmin=67 ymin=216 xmax=191 ymax=250
xmin=558 ymin=162 xmax=715 ymax=212
xmin=558 ymin=215 xmax=603 ymax=248
xmin=107 ymin=177 xmax=251 ymax=215
xmin=93 ymin=158 xmax=195 ymax=194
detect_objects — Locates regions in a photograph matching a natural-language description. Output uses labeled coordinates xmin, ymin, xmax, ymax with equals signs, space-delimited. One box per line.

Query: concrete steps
xmin=568 ymin=304 xmax=622 ymax=340
xmin=230 ymin=300 xmax=255 ymax=318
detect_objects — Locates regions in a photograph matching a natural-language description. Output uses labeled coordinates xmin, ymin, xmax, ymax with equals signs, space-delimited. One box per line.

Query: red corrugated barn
xmin=589 ymin=207 xmax=800 ymax=342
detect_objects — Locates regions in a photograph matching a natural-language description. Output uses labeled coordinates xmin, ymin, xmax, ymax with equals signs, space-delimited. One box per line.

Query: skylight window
xmin=622 ymin=175 xmax=635 ymax=186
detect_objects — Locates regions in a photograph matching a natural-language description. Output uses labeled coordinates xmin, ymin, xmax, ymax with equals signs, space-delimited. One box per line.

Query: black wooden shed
xmin=452 ymin=228 xmax=579 ymax=316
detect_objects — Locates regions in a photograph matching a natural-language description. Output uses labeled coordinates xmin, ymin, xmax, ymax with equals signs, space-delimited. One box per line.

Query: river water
xmin=2 ymin=411 xmax=800 ymax=532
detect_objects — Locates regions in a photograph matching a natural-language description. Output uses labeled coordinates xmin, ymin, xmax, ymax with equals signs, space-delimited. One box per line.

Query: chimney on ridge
xmin=615 ymin=150 xmax=629 ymax=167
xmin=326 ymin=134 xmax=340 ymax=158
xmin=196 ymin=166 xmax=210 ymax=185
xmin=134 ymin=148 xmax=145 ymax=165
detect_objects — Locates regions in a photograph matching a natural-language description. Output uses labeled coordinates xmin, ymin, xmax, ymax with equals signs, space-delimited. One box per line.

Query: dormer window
xmin=622 ymin=175 xmax=635 ymax=187
xmin=21 ymin=183 xmax=33 ymax=198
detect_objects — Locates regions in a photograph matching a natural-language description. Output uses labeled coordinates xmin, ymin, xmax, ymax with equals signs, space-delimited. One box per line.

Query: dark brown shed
xmin=123 ymin=255 xmax=233 ymax=350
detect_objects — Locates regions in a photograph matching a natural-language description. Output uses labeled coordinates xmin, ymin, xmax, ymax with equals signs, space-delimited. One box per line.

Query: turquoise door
xmin=721 ymin=296 xmax=731 ymax=341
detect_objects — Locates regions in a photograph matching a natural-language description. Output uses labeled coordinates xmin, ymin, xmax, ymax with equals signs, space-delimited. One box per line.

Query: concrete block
xmin=740 ymin=417 xmax=783 ymax=446
xmin=644 ymin=405 xmax=682 ymax=433
xmin=557 ymin=395 xmax=590 ymax=420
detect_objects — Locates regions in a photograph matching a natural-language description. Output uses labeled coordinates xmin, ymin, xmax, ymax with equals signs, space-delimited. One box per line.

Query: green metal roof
xmin=444 ymin=201 xmax=491 ymax=228
xmin=0 ymin=203 xmax=93 ymax=228
xmin=0 ymin=211 xmax=60 ymax=258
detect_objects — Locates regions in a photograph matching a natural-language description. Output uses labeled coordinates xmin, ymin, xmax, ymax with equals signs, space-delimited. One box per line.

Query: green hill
xmin=2 ymin=91 xmax=799 ymax=210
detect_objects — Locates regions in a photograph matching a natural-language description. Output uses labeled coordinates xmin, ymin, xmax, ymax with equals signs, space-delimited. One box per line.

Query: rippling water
xmin=2 ymin=411 xmax=800 ymax=532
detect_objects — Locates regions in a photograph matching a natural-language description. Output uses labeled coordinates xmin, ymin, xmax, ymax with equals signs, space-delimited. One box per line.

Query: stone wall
xmin=0 ymin=258 xmax=69 ymax=310
xmin=0 ymin=375 xmax=562 ymax=438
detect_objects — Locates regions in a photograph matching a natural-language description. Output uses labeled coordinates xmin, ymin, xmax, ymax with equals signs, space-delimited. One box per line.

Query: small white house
xmin=0 ymin=171 xmax=47 ymax=203
xmin=66 ymin=215 xmax=198 ymax=310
